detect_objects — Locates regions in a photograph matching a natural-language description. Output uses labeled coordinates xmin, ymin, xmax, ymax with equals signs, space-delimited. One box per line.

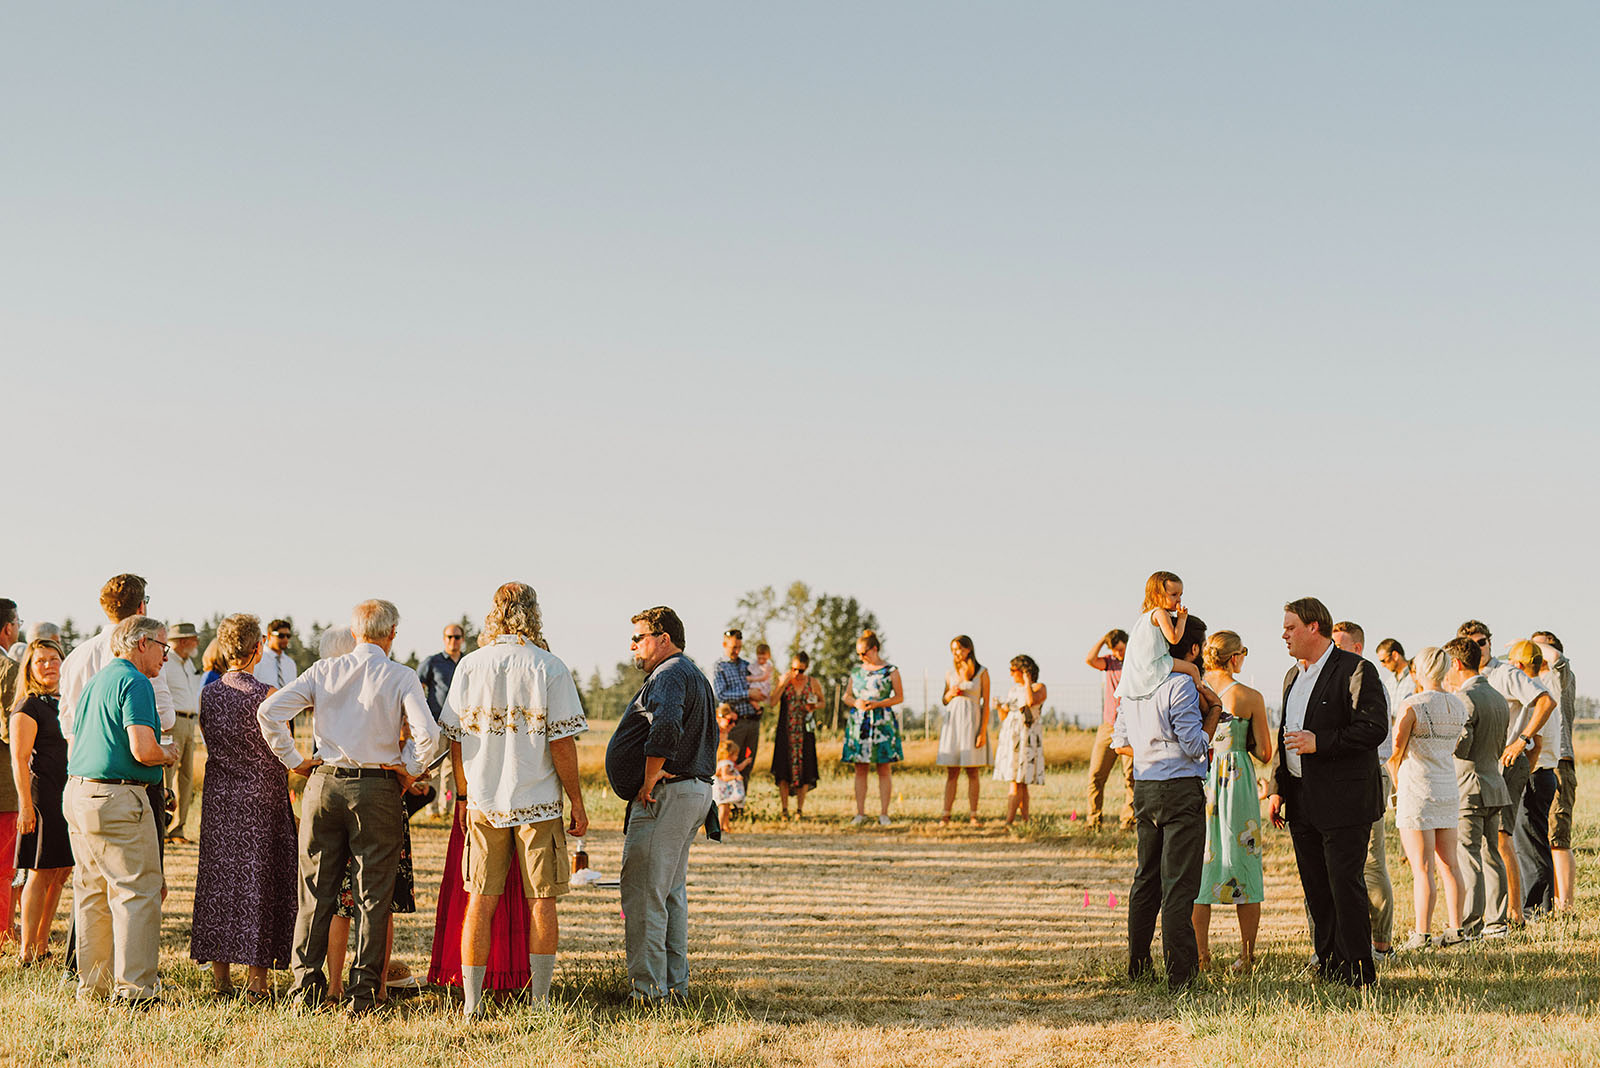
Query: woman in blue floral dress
xmin=842 ymin=629 xmax=904 ymax=827
xmin=1192 ymin=632 xmax=1273 ymax=973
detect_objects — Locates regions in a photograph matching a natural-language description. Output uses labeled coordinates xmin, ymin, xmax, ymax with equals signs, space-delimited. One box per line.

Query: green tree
xmin=58 ymin=617 xmax=83 ymax=656
xmin=798 ymin=593 xmax=880 ymax=696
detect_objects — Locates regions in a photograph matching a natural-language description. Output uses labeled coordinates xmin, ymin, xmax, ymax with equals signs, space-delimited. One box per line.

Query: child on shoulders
xmin=1114 ymin=570 xmax=1203 ymax=702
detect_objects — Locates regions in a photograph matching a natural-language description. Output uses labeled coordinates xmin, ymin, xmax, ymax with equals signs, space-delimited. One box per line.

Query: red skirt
xmin=427 ymin=818 xmax=532 ymax=989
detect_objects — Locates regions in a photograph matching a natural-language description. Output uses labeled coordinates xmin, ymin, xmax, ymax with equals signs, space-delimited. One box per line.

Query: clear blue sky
xmin=6 ymin=4 xmax=1596 ymax=707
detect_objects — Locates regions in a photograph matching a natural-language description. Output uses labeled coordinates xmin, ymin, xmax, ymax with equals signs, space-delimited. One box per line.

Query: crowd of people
xmin=1101 ymin=572 xmax=1580 ymax=990
xmin=0 ymin=580 xmax=716 ymax=1012
xmin=0 ymin=568 xmax=1582 ymax=1011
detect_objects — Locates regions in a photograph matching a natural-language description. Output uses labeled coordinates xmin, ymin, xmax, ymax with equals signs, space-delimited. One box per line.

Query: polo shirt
xmin=66 ymin=658 xmax=162 ymax=784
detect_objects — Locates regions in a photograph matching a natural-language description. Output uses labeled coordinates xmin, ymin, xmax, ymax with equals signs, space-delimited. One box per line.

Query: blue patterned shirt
xmin=713 ymin=657 xmax=756 ymax=718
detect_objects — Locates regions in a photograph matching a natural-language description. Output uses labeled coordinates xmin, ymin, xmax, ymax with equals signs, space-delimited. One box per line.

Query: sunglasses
xmin=1473 ymin=636 xmax=1491 ymax=648
xmin=723 ymin=630 xmax=742 ymax=639
xmin=273 ymin=632 xmax=291 ymax=640
xmin=630 ymin=632 xmax=660 ymax=645
xmin=444 ymin=633 xmax=464 ymax=640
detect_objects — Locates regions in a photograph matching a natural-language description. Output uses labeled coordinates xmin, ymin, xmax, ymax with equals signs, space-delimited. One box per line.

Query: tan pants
xmin=1087 ymin=720 xmax=1134 ymax=828
xmin=164 ymin=714 xmax=198 ymax=835
xmin=63 ymin=778 xmax=163 ymax=1000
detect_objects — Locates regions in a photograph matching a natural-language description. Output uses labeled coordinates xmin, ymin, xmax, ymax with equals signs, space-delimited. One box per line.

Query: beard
xmin=632 ymin=655 xmax=648 ymax=670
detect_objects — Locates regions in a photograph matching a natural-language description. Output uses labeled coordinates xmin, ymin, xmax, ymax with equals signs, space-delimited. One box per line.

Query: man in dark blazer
xmin=1268 ymin=597 xmax=1389 ymax=987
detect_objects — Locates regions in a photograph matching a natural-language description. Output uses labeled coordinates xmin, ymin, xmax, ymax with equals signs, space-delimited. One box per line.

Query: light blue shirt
xmin=1110 ymin=671 xmax=1210 ymax=781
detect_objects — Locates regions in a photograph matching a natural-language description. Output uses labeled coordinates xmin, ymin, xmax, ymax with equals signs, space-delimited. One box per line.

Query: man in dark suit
xmin=1268 ymin=597 xmax=1388 ymax=987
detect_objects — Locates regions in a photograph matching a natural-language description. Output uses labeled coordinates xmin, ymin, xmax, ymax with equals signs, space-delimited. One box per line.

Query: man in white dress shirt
xmin=253 ymin=619 xmax=300 ymax=689
xmin=60 ymin=575 xmax=177 ymax=744
xmin=1331 ymin=621 xmax=1394 ymax=958
xmin=160 ymin=621 xmax=202 ymax=841
xmin=440 ymin=583 xmax=588 ymax=1015
xmin=258 ymin=599 xmax=441 ymax=1014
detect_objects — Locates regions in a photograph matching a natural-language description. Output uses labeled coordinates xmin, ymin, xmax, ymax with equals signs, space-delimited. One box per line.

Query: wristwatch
xmin=1520 ymin=734 xmax=1536 ymax=746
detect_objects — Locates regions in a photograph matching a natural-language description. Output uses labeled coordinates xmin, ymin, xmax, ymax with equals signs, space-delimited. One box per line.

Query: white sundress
xmin=992 ymin=683 xmax=1045 ymax=785
xmin=937 ymin=668 xmax=989 ymax=767
xmin=1114 ymin=608 xmax=1175 ymax=702
xmin=1395 ymin=691 xmax=1467 ymax=831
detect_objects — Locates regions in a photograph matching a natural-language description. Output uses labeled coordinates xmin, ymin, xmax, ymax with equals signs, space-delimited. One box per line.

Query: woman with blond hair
xmin=9 ymin=639 xmax=73 ymax=964
xmin=1191 ymin=632 xmax=1272 ymax=973
xmin=842 ymin=630 xmax=904 ymax=826
xmin=190 ymin=614 xmax=298 ymax=998
xmin=1390 ymin=646 xmax=1469 ymax=951
xmin=938 ymin=635 xmax=991 ymax=826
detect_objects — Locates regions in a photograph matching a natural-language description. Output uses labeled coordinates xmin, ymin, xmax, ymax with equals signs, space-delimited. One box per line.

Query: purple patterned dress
xmin=189 ymin=671 xmax=298 ymax=968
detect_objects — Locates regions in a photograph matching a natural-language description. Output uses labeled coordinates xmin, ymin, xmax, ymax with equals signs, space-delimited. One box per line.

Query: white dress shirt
xmin=162 ymin=653 xmax=201 ymax=718
xmin=1283 ymin=640 xmax=1335 ymax=779
xmin=59 ymin=625 xmax=176 ymax=740
xmin=440 ymin=635 xmax=588 ymax=827
xmin=253 ymin=647 xmax=300 ymax=689
xmin=257 ymin=642 xmax=441 ymax=776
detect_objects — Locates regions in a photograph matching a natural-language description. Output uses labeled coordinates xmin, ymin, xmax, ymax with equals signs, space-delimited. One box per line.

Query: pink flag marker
xmin=1083 ymin=892 xmax=1090 ymax=908
xmin=1108 ymin=893 xmax=1118 ymax=908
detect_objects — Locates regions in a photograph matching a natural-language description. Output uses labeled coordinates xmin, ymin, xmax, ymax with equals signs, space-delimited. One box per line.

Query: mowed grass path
xmin=2 ymin=726 xmax=1597 ymax=1067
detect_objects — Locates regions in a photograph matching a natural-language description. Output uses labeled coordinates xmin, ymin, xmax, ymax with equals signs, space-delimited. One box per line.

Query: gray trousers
xmin=1364 ymin=767 xmax=1394 ymax=946
xmin=620 ymin=778 xmax=710 ymax=999
xmin=163 ymin=714 xmax=198 ymax=835
xmin=1457 ymin=804 xmax=1506 ymax=935
xmin=289 ymin=769 xmax=403 ymax=1007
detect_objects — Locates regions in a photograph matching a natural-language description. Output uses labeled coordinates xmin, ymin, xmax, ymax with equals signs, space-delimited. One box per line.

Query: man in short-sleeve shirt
xmin=1085 ymin=629 xmax=1133 ymax=831
xmin=62 ymin=617 xmax=176 ymax=1005
xmin=440 ymin=584 xmax=587 ymax=1016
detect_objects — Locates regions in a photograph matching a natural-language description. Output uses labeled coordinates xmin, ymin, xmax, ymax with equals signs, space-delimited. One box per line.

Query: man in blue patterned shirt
xmin=713 ymin=629 xmax=760 ymax=790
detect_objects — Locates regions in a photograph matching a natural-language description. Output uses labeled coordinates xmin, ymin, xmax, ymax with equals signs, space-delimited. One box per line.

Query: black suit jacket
xmin=1273 ymin=646 xmax=1388 ymax=830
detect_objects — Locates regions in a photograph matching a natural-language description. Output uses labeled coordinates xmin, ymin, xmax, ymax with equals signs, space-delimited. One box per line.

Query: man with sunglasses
xmin=418 ymin=624 xmax=467 ymax=815
xmin=605 ymin=607 xmax=717 ymax=1002
xmin=712 ymin=628 xmax=760 ymax=794
xmin=252 ymin=619 xmax=300 ymax=689
xmin=62 ymin=616 xmax=178 ymax=1007
xmin=1456 ymin=620 xmax=1554 ymax=929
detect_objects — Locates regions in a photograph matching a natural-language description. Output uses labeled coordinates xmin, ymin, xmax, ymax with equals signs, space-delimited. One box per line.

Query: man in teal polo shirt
xmin=63 ymin=615 xmax=176 ymax=1006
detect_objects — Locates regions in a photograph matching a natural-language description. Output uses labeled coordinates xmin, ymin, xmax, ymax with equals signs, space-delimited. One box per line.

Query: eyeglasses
xmin=444 ymin=633 xmax=464 ymax=640
xmin=630 ymin=632 xmax=660 ymax=645
xmin=144 ymin=636 xmax=170 ymax=660
xmin=274 ymin=631 xmax=291 ymax=640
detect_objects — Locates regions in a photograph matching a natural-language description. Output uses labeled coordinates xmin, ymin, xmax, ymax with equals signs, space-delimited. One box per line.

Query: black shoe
xmin=117 ymin=995 xmax=162 ymax=1012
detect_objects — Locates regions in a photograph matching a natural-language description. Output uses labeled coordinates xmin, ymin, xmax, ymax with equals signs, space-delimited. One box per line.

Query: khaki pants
xmin=63 ymin=778 xmax=163 ymax=1001
xmin=164 ymin=714 xmax=198 ymax=836
xmin=1364 ymin=767 xmax=1394 ymax=947
xmin=1087 ymin=720 xmax=1134 ymax=829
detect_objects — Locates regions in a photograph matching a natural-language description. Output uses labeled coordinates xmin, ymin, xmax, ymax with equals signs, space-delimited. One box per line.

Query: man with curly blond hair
xmin=440 ymin=582 xmax=588 ymax=1016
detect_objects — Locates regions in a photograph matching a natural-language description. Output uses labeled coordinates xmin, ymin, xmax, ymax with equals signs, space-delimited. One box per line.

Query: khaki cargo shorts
xmin=1549 ymin=760 xmax=1578 ymax=850
xmin=464 ymin=809 xmax=569 ymax=898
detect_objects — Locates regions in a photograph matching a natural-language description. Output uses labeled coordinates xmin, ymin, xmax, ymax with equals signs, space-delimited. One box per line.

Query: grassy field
xmin=1 ymin=725 xmax=1597 ymax=1067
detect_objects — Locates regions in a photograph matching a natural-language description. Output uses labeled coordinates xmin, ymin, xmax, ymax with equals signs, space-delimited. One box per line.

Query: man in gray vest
xmin=1445 ymin=636 xmax=1511 ymax=939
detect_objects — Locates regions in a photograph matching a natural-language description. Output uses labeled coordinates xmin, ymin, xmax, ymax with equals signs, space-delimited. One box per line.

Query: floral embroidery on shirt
xmin=451 ymin=704 xmax=565 ymax=736
xmin=474 ymin=799 xmax=564 ymax=826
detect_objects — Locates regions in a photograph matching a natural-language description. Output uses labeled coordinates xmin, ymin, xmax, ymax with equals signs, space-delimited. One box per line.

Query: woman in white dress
xmin=1389 ymin=646 xmax=1469 ymax=951
xmin=938 ymin=635 xmax=990 ymax=826
xmin=992 ymin=655 xmax=1046 ymax=828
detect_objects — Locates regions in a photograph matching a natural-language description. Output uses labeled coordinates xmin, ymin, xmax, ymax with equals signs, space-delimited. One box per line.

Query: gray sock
xmin=462 ymin=964 xmax=487 ymax=1016
xmin=528 ymin=954 xmax=555 ymax=1002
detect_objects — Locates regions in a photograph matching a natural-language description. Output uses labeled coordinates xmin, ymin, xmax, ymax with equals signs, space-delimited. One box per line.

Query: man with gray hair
xmin=258 ymin=599 xmax=441 ymax=1014
xmin=63 ymin=616 xmax=177 ymax=1006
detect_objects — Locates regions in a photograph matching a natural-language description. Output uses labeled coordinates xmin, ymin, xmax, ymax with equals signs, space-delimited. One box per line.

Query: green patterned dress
xmin=1195 ymin=697 xmax=1264 ymax=906
xmin=841 ymin=663 xmax=903 ymax=765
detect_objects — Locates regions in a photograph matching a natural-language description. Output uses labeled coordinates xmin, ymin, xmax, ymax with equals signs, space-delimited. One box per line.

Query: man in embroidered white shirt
xmin=440 ymin=582 xmax=587 ymax=1017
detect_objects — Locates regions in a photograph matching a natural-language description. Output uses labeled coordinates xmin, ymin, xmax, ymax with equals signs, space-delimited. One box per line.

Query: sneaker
xmin=1482 ymin=923 xmax=1510 ymax=940
xmin=849 ymin=815 xmax=867 ymax=827
xmin=1370 ymin=944 xmax=1394 ymax=961
xmin=1396 ymin=931 xmax=1432 ymax=952
xmin=877 ymin=815 xmax=892 ymax=827
xmin=1439 ymin=928 xmax=1465 ymax=947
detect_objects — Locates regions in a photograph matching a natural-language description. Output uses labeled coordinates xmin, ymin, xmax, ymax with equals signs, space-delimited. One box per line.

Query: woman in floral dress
xmin=992 ymin=655 xmax=1047 ymax=828
xmin=769 ymin=652 xmax=823 ymax=819
xmin=841 ymin=630 xmax=903 ymax=827
xmin=1192 ymin=631 xmax=1272 ymax=973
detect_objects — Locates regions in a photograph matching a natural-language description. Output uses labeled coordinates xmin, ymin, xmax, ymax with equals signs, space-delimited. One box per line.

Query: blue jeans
xmin=620 ymin=779 xmax=710 ymax=999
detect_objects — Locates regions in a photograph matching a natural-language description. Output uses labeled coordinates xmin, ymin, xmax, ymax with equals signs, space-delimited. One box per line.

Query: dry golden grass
xmin=2 ymin=726 xmax=1597 ymax=1067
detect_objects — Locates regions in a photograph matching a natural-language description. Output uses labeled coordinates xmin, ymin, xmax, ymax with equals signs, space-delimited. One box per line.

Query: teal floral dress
xmin=842 ymin=663 xmax=903 ymax=765
xmin=1195 ymin=709 xmax=1264 ymax=906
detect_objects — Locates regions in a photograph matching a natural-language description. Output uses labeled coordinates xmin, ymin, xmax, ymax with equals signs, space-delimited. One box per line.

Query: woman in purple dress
xmin=189 ymin=614 xmax=297 ymax=1000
